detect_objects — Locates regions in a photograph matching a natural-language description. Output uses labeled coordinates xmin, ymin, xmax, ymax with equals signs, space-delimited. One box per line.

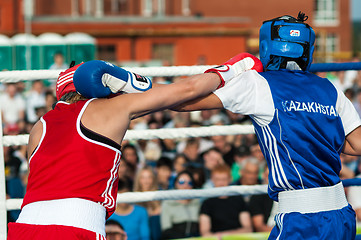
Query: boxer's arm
xmin=171 ymin=93 xmax=223 ymax=112
xmin=343 ymin=126 xmax=361 ymax=155
xmin=124 ymin=73 xmax=222 ymax=119
xmin=27 ymin=120 xmax=43 ymax=161
xmin=82 ymin=73 xmax=221 ymax=143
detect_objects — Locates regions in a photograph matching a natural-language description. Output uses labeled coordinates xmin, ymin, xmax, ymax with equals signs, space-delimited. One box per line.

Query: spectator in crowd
xmin=4 ymin=146 xmax=22 ymax=180
xmin=49 ymin=52 xmax=68 ymax=70
xmin=347 ymin=160 xmax=361 ymax=228
xmin=343 ymin=56 xmax=360 ymax=91
xmin=172 ymin=154 xmax=189 ymax=177
xmin=160 ymin=170 xmax=201 ymax=239
xmin=0 ymin=83 xmax=25 ymax=135
xmin=4 ymin=145 xmax=25 ymax=222
xmin=344 ymin=88 xmax=355 ymax=102
xmin=356 ymin=71 xmax=361 ymax=89
xmin=164 ymin=111 xmax=191 ymax=128
xmin=211 ymin=135 xmax=236 ymax=167
xmin=202 ymin=148 xmax=225 ymax=188
xmin=340 ymin=153 xmax=359 ymax=175
xmin=199 ymin=109 xmax=218 ymax=126
xmin=25 ymin=80 xmax=46 ymax=124
xmin=105 ymin=220 xmax=127 ymax=240
xmin=187 ymin=165 xmax=206 ymax=189
xmin=231 ymin=145 xmax=251 ymax=182
xmin=353 ymin=88 xmax=361 ymax=118
xmin=47 ymin=52 xmax=69 ymax=87
xmin=233 ymin=156 xmax=261 ymax=186
xmin=199 ymin=164 xmax=252 ymax=237
xmin=149 ymin=111 xmax=170 ymax=128
xmin=250 ymin=143 xmax=266 ymax=177
xmin=44 ymin=90 xmax=57 ymax=112
xmin=250 ymin=144 xmax=265 ymax=163
xmin=248 ymin=166 xmax=276 ymax=232
xmin=122 ymin=144 xmax=141 ymax=179
xmin=142 ymin=139 xmax=162 ymax=164
xmin=133 ymin=166 xmax=161 ymax=240
xmin=176 ymin=122 xmax=214 ymax=156
xmin=108 ymin=179 xmax=150 ymax=240
xmin=340 ymin=154 xmax=356 ymax=180
xmin=160 ymin=137 xmax=178 ymax=160
xmin=181 ymin=138 xmax=202 ymax=167
xmin=122 ymin=144 xmax=140 ymax=167
xmin=155 ymin=157 xmax=173 ymax=190
xmin=118 ymin=161 xmax=134 ymax=189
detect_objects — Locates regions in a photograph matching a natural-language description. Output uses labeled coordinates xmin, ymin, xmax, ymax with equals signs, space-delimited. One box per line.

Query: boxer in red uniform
xmin=7 ymin=55 xmax=262 ymax=240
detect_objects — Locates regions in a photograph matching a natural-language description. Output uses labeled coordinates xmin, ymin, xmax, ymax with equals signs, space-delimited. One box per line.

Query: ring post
xmin=0 ymin=109 xmax=8 ymax=239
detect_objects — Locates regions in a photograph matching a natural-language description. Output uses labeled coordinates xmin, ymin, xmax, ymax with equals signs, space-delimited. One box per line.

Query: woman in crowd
xmin=160 ymin=170 xmax=201 ymax=239
xmin=108 ymin=180 xmax=150 ymax=240
xmin=133 ymin=166 xmax=161 ymax=240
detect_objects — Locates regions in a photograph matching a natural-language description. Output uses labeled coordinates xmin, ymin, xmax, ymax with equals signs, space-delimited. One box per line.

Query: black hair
xmin=203 ymin=147 xmax=222 ymax=155
xmin=121 ymin=144 xmax=139 ymax=163
xmin=105 ymin=219 xmax=124 ymax=230
xmin=174 ymin=170 xmax=195 ymax=188
xmin=156 ymin=156 xmax=173 ymax=170
xmin=235 ymin=145 xmax=251 ymax=157
xmin=118 ymin=178 xmax=133 ymax=192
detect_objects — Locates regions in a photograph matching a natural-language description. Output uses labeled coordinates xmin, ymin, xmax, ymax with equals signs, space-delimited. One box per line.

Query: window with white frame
xmin=314 ymin=0 xmax=338 ymax=26
xmin=315 ymin=33 xmax=338 ymax=62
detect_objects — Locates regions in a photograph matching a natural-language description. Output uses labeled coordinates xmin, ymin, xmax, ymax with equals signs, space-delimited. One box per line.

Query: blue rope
xmin=341 ymin=178 xmax=361 ymax=187
xmin=309 ymin=62 xmax=361 ymax=72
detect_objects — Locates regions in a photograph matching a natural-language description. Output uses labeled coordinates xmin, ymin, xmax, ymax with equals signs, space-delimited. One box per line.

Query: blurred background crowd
xmin=2 ymin=0 xmax=361 ymax=238
xmin=2 ymin=52 xmax=361 ymax=240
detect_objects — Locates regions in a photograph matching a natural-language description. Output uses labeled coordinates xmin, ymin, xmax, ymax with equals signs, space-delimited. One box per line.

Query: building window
xmin=152 ymin=43 xmax=174 ymax=65
xmin=314 ymin=0 xmax=338 ymax=26
xmin=97 ymin=44 xmax=116 ymax=62
xmin=315 ymin=33 xmax=338 ymax=62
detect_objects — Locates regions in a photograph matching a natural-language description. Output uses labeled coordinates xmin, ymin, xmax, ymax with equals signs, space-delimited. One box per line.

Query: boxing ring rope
xmin=6 ymin=178 xmax=361 ymax=211
xmin=2 ymin=125 xmax=255 ymax=147
xmin=1 ymin=62 xmax=361 ymax=239
xmin=1 ymin=61 xmax=361 ymax=82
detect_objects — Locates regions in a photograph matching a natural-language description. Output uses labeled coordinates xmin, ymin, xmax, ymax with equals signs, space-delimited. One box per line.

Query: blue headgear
xmin=259 ymin=12 xmax=315 ymax=71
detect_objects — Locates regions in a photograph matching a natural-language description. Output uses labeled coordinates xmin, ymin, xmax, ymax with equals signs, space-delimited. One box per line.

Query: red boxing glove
xmin=56 ymin=62 xmax=84 ymax=100
xmin=205 ymin=53 xmax=263 ymax=88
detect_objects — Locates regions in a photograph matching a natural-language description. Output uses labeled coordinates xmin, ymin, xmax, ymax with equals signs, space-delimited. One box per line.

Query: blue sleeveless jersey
xmin=255 ymin=69 xmax=344 ymax=201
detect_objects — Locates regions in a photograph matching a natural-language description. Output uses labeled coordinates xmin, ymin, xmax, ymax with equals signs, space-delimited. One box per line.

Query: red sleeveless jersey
xmin=22 ymin=99 xmax=121 ymax=218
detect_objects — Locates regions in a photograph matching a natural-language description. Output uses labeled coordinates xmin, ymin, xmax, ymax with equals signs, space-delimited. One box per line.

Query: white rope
xmin=5 ymin=184 xmax=268 ymax=211
xmin=0 ymin=103 xmax=7 ymax=240
xmin=2 ymin=124 xmax=255 ymax=146
xmin=0 ymin=65 xmax=215 ymax=82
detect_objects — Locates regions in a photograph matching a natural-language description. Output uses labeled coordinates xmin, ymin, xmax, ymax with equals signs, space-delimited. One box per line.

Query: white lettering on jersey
xmin=281 ymin=100 xmax=338 ymax=117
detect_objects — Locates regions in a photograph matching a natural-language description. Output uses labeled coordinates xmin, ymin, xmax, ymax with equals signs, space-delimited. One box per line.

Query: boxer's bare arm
xmin=27 ymin=120 xmax=43 ymax=161
xmin=82 ymin=73 xmax=221 ymax=143
xmin=171 ymin=92 xmax=223 ymax=112
xmin=343 ymin=126 xmax=361 ymax=155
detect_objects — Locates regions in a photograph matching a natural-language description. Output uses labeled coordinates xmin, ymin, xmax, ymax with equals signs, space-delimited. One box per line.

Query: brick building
xmin=0 ymin=0 xmax=352 ymax=66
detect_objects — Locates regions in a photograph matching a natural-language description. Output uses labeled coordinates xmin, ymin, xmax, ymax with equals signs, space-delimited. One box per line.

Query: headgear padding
xmin=259 ymin=12 xmax=315 ymax=71
xmin=56 ymin=62 xmax=83 ymax=100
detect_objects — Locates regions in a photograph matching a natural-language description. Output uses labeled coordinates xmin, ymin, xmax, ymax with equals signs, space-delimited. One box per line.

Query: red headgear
xmin=56 ymin=63 xmax=83 ymax=100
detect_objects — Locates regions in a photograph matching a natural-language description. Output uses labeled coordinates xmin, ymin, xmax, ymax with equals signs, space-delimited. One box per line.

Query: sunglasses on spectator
xmin=177 ymin=178 xmax=193 ymax=186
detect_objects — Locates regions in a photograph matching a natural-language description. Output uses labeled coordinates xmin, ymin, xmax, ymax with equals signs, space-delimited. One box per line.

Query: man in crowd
xmin=199 ymin=164 xmax=252 ymax=238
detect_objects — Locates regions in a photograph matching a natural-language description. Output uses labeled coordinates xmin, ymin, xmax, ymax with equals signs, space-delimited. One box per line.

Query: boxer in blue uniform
xmin=174 ymin=12 xmax=361 ymax=239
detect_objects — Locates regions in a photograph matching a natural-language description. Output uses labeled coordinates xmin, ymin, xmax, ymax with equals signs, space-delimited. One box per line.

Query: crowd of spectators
xmin=2 ymin=59 xmax=361 ymax=239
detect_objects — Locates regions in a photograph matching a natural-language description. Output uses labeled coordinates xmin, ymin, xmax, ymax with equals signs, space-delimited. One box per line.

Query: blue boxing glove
xmin=73 ymin=60 xmax=152 ymax=98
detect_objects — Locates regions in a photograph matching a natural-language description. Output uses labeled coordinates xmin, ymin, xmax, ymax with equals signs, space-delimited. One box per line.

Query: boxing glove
xmin=205 ymin=53 xmax=263 ymax=88
xmin=56 ymin=62 xmax=84 ymax=100
xmin=73 ymin=60 xmax=152 ymax=99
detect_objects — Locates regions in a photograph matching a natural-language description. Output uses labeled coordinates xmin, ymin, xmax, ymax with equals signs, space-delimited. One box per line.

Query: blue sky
xmin=351 ymin=0 xmax=361 ymax=21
